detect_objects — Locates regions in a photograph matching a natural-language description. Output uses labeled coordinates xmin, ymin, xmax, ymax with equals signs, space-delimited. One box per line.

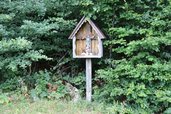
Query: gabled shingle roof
xmin=68 ymin=16 xmax=105 ymax=39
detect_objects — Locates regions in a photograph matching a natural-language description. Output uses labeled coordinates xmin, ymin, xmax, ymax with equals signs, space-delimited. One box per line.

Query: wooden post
xmin=86 ymin=58 xmax=92 ymax=101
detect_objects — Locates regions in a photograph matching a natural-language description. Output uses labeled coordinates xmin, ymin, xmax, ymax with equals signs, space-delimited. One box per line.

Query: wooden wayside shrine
xmin=69 ymin=16 xmax=105 ymax=101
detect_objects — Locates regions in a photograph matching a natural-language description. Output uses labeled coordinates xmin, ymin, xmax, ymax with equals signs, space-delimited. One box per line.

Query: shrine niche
xmin=69 ymin=16 xmax=105 ymax=58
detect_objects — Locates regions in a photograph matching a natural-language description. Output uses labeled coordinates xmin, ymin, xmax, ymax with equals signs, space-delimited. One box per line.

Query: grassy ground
xmin=0 ymin=100 xmax=104 ymax=114
xmin=0 ymin=99 xmax=150 ymax=114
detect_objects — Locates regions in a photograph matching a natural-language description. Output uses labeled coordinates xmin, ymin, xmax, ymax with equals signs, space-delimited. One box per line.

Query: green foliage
xmin=29 ymin=70 xmax=67 ymax=101
xmin=0 ymin=38 xmax=50 ymax=75
xmin=0 ymin=38 xmax=32 ymax=53
xmin=0 ymin=0 xmax=79 ymax=104
xmin=0 ymin=0 xmax=77 ymax=77
xmin=63 ymin=72 xmax=86 ymax=96
xmin=90 ymin=0 xmax=171 ymax=113
xmin=0 ymin=93 xmax=10 ymax=105
xmin=0 ymin=77 xmax=20 ymax=92
xmin=164 ymin=108 xmax=171 ymax=114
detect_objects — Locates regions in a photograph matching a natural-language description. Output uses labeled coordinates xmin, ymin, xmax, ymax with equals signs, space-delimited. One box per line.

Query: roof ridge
xmin=68 ymin=16 xmax=105 ymax=39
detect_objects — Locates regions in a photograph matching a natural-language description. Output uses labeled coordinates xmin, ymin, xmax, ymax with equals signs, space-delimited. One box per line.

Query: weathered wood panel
xmin=91 ymin=39 xmax=99 ymax=55
xmin=75 ymin=22 xmax=99 ymax=56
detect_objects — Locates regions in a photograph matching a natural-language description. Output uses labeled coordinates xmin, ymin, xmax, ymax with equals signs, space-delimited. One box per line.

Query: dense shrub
xmin=28 ymin=70 xmax=67 ymax=101
xmin=88 ymin=0 xmax=171 ymax=113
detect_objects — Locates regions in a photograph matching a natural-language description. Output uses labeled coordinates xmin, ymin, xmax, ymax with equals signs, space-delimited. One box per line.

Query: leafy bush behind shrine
xmin=0 ymin=0 xmax=171 ymax=113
